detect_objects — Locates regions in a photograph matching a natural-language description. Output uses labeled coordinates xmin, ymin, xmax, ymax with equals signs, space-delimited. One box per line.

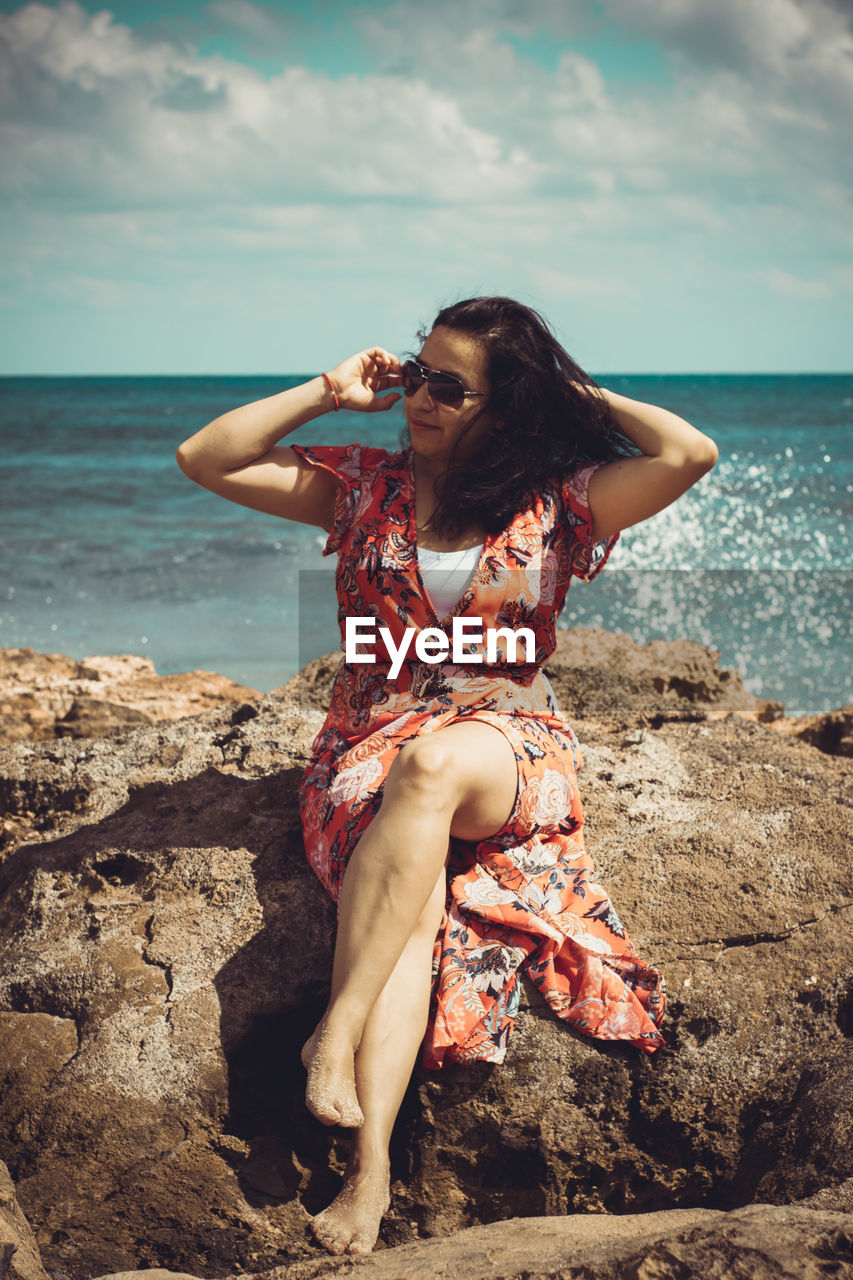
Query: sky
xmin=0 ymin=0 xmax=851 ymax=374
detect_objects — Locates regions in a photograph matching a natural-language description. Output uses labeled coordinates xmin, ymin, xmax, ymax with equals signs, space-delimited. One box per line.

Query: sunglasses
xmin=401 ymin=359 xmax=487 ymax=410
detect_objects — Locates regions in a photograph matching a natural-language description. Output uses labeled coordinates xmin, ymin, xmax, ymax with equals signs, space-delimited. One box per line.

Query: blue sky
xmin=1 ymin=0 xmax=851 ymax=374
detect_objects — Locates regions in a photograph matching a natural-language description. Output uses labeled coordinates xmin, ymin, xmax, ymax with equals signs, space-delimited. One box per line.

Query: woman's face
xmin=405 ymin=325 xmax=495 ymax=467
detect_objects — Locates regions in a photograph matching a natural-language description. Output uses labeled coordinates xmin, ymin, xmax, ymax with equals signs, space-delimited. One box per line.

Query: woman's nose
xmin=410 ymin=379 xmax=435 ymax=409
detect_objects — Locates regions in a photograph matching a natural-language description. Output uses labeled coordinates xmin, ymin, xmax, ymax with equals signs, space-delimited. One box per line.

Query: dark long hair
xmin=407 ymin=296 xmax=640 ymax=539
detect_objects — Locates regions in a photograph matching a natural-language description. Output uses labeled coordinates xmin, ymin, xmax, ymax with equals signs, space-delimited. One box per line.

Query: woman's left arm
xmin=585 ymin=387 xmax=719 ymax=541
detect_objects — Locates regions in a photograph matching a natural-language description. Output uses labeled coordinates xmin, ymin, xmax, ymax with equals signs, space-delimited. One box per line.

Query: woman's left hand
xmin=326 ymin=347 xmax=403 ymax=413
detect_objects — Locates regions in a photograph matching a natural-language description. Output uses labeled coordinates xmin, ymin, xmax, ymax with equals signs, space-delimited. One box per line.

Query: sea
xmin=1 ymin=375 xmax=850 ymax=719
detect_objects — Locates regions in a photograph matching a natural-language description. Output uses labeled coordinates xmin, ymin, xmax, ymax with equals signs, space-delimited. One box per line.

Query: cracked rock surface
xmin=0 ymin=633 xmax=851 ymax=1278
xmin=82 ymin=1204 xmax=853 ymax=1280
xmin=0 ymin=1159 xmax=50 ymax=1280
xmin=0 ymin=646 xmax=260 ymax=748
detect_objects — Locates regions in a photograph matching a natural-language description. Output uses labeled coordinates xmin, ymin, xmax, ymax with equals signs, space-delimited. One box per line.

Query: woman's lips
xmin=409 ymin=418 xmax=440 ymax=432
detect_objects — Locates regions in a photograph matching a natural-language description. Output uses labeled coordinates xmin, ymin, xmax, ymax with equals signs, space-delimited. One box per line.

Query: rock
xmin=89 ymin=1205 xmax=853 ymax=1279
xmin=92 ymin=1274 xmax=206 ymax=1280
xmin=275 ymin=652 xmax=342 ymax=715
xmin=54 ymin=695 xmax=156 ymax=739
xmin=769 ymin=705 xmax=853 ymax=757
xmin=274 ymin=1205 xmax=853 ymax=1278
xmin=0 ymin=694 xmax=333 ymax=1278
xmin=0 ymin=647 xmax=261 ymax=746
xmin=796 ymin=1178 xmax=853 ymax=1214
xmin=547 ymin=627 xmax=784 ymax=723
xmin=0 ymin=1161 xmax=50 ymax=1280
xmin=749 ymin=1042 xmax=853 ymax=1203
xmin=0 ymin=639 xmax=851 ymax=1278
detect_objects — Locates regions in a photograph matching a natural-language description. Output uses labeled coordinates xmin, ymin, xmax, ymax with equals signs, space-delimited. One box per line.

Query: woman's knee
xmin=385 ymin=735 xmax=457 ymax=803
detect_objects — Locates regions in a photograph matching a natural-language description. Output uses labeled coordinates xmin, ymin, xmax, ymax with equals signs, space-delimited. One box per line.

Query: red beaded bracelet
xmin=321 ymin=371 xmax=341 ymax=411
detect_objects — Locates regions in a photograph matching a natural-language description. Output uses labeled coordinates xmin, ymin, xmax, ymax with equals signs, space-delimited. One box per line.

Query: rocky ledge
xmin=0 ymin=648 xmax=259 ymax=748
xmin=0 ymin=634 xmax=851 ymax=1279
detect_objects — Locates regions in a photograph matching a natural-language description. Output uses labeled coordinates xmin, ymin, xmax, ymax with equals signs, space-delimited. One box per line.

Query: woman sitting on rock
xmin=176 ymin=296 xmax=718 ymax=1257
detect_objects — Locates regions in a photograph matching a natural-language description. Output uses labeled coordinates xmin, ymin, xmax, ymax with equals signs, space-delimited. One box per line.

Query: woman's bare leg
xmin=302 ymin=720 xmax=518 ymax=1129
xmin=309 ymin=868 xmax=447 ymax=1256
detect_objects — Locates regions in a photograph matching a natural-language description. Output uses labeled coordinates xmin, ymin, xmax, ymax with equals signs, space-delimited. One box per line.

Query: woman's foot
xmin=310 ymin=1161 xmax=391 ymax=1256
xmin=301 ymin=1020 xmax=364 ymax=1128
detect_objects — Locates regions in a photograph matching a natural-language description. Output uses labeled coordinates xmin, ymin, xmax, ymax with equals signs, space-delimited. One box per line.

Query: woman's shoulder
xmin=292 ymin=441 xmax=410 ymax=479
xmin=535 ymin=459 xmax=607 ymax=510
xmin=507 ymin=462 xmax=607 ymax=542
xmin=358 ymin=443 xmax=410 ymax=472
xmin=347 ymin=444 xmax=411 ymax=494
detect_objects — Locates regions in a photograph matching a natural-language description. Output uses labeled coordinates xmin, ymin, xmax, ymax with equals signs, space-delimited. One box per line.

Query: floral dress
xmin=291 ymin=441 xmax=666 ymax=1067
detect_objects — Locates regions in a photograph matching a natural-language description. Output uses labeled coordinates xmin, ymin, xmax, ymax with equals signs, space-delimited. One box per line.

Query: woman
xmin=176 ymin=296 xmax=718 ymax=1257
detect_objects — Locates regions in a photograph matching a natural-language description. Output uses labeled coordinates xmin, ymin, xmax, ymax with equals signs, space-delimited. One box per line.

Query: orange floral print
xmin=291 ymin=442 xmax=666 ymax=1067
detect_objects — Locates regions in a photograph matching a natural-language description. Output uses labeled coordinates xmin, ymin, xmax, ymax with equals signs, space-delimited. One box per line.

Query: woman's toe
xmin=346 ymin=1231 xmax=375 ymax=1255
xmin=311 ymin=1215 xmax=347 ymax=1255
xmin=305 ymin=1091 xmax=342 ymax=1126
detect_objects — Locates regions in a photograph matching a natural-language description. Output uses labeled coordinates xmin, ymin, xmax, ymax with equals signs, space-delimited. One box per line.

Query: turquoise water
xmin=1 ymin=374 xmax=850 ymax=717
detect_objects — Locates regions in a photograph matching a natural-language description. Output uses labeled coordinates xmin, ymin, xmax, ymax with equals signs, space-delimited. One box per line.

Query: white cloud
xmin=604 ymin=0 xmax=853 ymax=116
xmin=0 ymin=2 xmax=539 ymax=207
xmin=1 ymin=0 xmax=850 ymax=220
xmin=204 ymin=0 xmax=294 ymax=43
xmin=0 ymin=0 xmax=850 ymax=373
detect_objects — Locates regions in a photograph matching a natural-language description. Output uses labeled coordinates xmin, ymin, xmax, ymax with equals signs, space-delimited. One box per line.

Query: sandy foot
xmin=310 ymin=1164 xmax=391 ymax=1256
xmin=301 ymin=1022 xmax=364 ymax=1128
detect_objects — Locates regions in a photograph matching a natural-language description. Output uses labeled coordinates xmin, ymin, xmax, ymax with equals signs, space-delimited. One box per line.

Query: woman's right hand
xmin=325 ymin=348 xmax=403 ymax=413
xmin=176 ymin=345 xmax=404 ymax=528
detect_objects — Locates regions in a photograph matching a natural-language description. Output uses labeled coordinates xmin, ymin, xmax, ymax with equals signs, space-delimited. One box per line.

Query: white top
xmin=418 ymin=541 xmax=485 ymax=617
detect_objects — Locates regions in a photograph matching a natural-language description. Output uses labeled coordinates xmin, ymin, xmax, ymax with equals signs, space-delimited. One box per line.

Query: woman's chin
xmin=407 ymin=428 xmax=445 ymax=457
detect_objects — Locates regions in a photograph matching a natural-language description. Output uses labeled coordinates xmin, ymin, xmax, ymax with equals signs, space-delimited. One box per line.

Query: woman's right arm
xmin=175 ymin=349 xmax=401 ymax=529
